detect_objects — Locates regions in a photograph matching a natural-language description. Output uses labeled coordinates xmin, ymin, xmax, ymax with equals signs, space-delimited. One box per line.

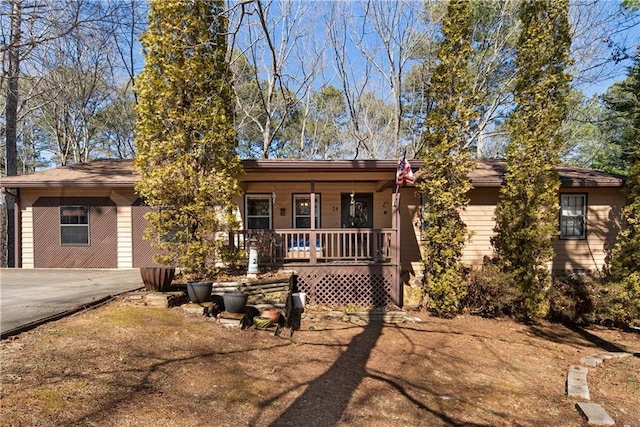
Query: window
xmin=293 ymin=194 xmax=320 ymax=228
xmin=60 ymin=206 xmax=89 ymax=245
xmin=246 ymin=194 xmax=272 ymax=229
xmin=560 ymin=194 xmax=586 ymax=239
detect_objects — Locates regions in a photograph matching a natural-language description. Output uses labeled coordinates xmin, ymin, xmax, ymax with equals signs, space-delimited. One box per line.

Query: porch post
xmin=392 ymin=190 xmax=402 ymax=307
xmin=310 ymin=181 xmax=317 ymax=262
xmin=310 ymin=181 xmax=316 ymax=230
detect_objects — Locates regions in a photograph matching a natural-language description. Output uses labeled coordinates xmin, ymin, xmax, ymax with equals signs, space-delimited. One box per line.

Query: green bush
xmin=465 ymin=263 xmax=639 ymax=328
xmin=545 ymin=272 xmax=639 ymax=328
xmin=594 ymin=273 xmax=640 ymax=328
xmin=546 ymin=273 xmax=597 ymax=324
xmin=424 ymin=267 xmax=468 ymax=318
xmin=463 ymin=261 xmax=517 ymax=318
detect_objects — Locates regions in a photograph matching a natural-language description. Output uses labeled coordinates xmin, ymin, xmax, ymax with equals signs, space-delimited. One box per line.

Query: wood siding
xmin=402 ymin=187 xmax=499 ymax=272
xmin=238 ymin=181 xmax=395 ymax=230
xmin=117 ymin=206 xmax=133 ymax=268
xmin=399 ymin=188 xmax=422 ymax=275
xmin=21 ymin=207 xmax=34 ymax=268
xmin=132 ymin=204 xmax=163 ymax=268
xmin=17 ymin=188 xmax=138 ymax=269
xmin=32 ymin=197 xmax=117 ymax=268
xmin=461 ymin=188 xmax=499 ymax=266
xmin=405 ymin=186 xmax=625 ymax=273
xmin=553 ymin=188 xmax=623 ymax=273
xmin=10 ymin=168 xmax=626 ymax=275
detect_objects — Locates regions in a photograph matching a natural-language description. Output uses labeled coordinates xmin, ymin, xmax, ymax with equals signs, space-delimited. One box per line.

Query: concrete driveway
xmin=0 ymin=269 xmax=144 ymax=338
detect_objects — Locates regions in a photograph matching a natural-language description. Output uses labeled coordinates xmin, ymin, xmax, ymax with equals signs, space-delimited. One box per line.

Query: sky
xmin=123 ymin=1 xmax=639 ymax=100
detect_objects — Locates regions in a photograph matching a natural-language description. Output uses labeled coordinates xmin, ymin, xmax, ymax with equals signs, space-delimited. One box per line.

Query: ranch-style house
xmin=1 ymin=158 xmax=626 ymax=307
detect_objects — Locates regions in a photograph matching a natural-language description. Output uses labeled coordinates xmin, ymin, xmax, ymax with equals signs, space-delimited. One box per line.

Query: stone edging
xmin=566 ymin=351 xmax=632 ymax=426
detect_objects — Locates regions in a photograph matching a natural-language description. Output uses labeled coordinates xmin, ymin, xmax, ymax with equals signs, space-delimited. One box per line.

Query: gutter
xmin=0 ymin=181 xmax=137 ymax=188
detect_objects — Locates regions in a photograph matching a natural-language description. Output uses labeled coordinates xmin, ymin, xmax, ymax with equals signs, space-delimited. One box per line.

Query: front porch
xmin=230 ymin=228 xmax=402 ymax=307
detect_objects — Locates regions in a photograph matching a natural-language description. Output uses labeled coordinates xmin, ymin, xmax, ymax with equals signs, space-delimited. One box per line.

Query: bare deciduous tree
xmin=35 ymin=11 xmax=115 ymax=165
xmin=229 ymin=0 xmax=323 ymax=158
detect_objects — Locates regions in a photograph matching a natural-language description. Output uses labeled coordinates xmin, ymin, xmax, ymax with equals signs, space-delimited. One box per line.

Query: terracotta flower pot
xmin=140 ymin=267 xmax=175 ymax=292
xmin=261 ymin=308 xmax=281 ymax=323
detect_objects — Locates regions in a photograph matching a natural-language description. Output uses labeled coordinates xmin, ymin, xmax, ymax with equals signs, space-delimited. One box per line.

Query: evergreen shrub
xmin=463 ymin=260 xmax=517 ymax=318
xmin=546 ymin=272 xmax=597 ymax=324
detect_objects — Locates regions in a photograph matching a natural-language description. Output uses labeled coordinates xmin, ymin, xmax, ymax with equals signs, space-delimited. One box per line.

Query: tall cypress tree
xmin=606 ymin=58 xmax=640 ymax=325
xmin=419 ymin=0 xmax=477 ymax=317
xmin=134 ymin=0 xmax=241 ymax=277
xmin=491 ymin=0 xmax=572 ymax=319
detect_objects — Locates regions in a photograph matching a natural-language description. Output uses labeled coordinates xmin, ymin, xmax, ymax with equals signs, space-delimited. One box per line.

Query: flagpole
xmin=394 ymin=183 xmax=400 ymax=207
xmin=393 ymin=150 xmax=406 ymax=208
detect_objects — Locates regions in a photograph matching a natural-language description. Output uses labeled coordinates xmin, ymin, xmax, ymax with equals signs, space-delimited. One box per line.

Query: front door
xmin=341 ymin=193 xmax=373 ymax=228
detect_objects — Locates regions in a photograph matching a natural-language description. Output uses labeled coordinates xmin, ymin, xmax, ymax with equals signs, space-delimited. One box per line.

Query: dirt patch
xmin=1 ymin=299 xmax=638 ymax=427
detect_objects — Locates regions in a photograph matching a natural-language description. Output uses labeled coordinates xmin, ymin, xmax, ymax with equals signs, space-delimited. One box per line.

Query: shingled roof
xmin=0 ymin=158 xmax=626 ymax=189
xmin=0 ymin=159 xmax=138 ymax=188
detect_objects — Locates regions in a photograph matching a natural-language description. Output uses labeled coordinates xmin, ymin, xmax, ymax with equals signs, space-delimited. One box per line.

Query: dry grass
xmin=1 ymin=299 xmax=638 ymax=427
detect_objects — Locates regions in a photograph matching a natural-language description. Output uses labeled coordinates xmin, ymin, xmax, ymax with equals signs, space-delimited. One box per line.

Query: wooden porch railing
xmin=229 ymin=228 xmax=396 ymax=265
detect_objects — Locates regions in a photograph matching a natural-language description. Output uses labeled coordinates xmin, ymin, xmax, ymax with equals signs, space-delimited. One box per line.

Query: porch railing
xmin=229 ymin=228 xmax=396 ymax=265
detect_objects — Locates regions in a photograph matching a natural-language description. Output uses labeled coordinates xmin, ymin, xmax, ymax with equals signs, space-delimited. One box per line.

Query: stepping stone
xmin=580 ymin=356 xmax=604 ymax=367
xmin=575 ymin=402 xmax=615 ymax=426
xmin=218 ymin=317 xmax=241 ymax=328
xmin=593 ymin=351 xmax=632 ymax=361
xmin=594 ymin=353 xmax=616 ymax=360
xmin=607 ymin=351 xmax=632 ymax=358
xmin=567 ymin=365 xmax=590 ymax=399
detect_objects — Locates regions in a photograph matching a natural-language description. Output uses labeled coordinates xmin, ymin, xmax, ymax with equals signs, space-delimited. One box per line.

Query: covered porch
xmin=230 ymin=227 xmax=400 ymax=307
xmin=236 ymin=159 xmax=412 ymax=308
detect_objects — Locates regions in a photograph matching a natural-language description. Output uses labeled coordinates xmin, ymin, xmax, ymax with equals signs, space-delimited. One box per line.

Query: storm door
xmin=340 ymin=193 xmax=373 ymax=258
xmin=341 ymin=193 xmax=373 ymax=228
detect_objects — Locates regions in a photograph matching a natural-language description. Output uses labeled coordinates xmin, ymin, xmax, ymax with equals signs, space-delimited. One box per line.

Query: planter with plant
xmin=186 ymin=281 xmax=214 ymax=303
xmin=260 ymin=307 xmax=281 ymax=323
xmin=223 ymin=291 xmax=248 ymax=313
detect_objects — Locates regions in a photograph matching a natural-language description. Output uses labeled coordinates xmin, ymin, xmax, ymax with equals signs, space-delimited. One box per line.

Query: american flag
xmin=396 ymin=153 xmax=414 ymax=187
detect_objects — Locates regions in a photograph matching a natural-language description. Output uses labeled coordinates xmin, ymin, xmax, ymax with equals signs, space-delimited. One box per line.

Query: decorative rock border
xmin=123 ymin=291 xmax=189 ymax=308
xmin=566 ymin=351 xmax=633 ymax=426
xmin=302 ymin=309 xmax=411 ymax=325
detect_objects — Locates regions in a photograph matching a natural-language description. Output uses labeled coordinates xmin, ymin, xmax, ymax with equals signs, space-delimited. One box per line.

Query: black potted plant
xmin=186 ymin=281 xmax=214 ymax=303
xmin=223 ymin=291 xmax=248 ymax=313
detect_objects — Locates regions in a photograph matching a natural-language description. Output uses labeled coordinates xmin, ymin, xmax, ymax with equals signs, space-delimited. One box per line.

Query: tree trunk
xmin=6 ymin=0 xmax=20 ymax=177
xmin=3 ymin=0 xmax=22 ymax=267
